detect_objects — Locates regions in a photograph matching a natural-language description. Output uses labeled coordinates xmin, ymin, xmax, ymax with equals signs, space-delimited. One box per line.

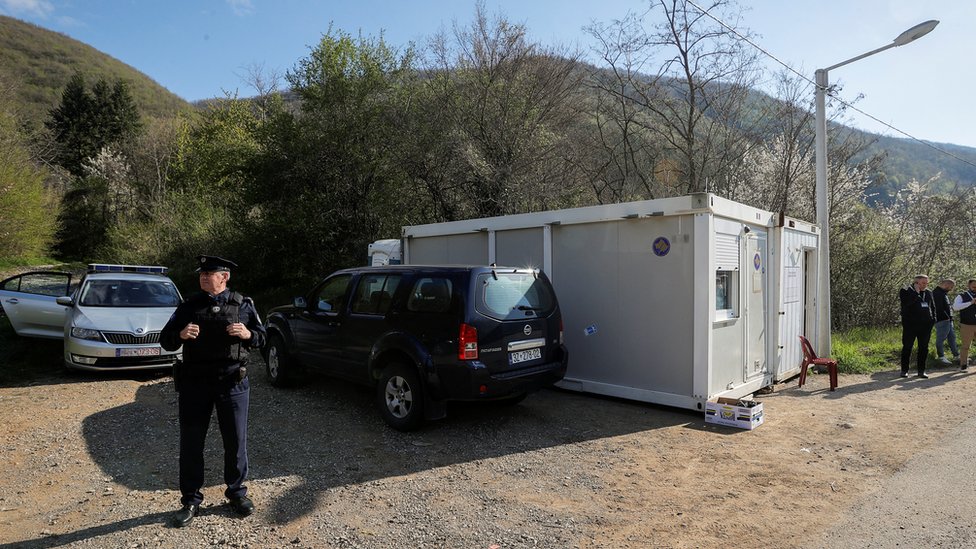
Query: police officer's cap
xmin=196 ymin=255 xmax=238 ymax=273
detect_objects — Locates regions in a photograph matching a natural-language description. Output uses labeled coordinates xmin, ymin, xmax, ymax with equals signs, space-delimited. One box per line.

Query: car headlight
xmin=70 ymin=327 xmax=102 ymax=341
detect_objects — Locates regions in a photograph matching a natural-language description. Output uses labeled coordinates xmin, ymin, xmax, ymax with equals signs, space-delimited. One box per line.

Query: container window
xmin=716 ymin=270 xmax=738 ymax=320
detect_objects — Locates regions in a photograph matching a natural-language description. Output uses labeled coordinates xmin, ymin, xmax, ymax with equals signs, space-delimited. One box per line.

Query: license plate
xmin=116 ymin=347 xmax=161 ymax=357
xmin=509 ymin=347 xmax=542 ymax=365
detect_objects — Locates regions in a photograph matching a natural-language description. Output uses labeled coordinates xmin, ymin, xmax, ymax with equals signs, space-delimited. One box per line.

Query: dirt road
xmin=1 ymin=354 xmax=973 ymax=548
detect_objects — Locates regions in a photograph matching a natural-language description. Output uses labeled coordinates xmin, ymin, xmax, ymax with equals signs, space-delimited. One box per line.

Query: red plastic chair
xmin=798 ymin=335 xmax=838 ymax=391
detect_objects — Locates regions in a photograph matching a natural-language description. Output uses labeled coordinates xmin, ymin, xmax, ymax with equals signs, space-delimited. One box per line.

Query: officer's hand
xmin=180 ymin=323 xmax=200 ymax=340
xmin=227 ymin=322 xmax=251 ymax=340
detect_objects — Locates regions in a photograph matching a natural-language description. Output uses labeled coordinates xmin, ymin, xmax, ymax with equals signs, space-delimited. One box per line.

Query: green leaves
xmin=0 ymin=106 xmax=58 ymax=262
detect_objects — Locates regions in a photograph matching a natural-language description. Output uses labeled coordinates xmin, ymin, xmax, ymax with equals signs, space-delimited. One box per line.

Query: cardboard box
xmin=704 ymin=397 xmax=764 ymax=430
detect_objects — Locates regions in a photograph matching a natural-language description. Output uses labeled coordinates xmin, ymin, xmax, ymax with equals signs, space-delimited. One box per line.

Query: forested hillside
xmin=3 ymin=2 xmax=976 ymax=331
xmin=0 ymin=15 xmax=189 ymax=123
xmin=864 ymin=136 xmax=976 ymax=202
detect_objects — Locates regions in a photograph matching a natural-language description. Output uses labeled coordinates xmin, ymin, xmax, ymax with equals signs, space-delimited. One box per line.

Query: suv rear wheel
xmin=376 ymin=362 xmax=425 ymax=431
xmin=265 ymin=334 xmax=292 ymax=387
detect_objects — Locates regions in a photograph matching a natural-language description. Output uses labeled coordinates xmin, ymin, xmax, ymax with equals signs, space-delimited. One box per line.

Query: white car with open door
xmin=0 ymin=270 xmax=75 ymax=339
xmin=0 ymin=264 xmax=183 ymax=371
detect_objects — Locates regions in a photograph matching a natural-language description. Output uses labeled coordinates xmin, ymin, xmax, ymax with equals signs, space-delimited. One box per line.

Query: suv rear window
xmin=475 ymin=272 xmax=555 ymax=321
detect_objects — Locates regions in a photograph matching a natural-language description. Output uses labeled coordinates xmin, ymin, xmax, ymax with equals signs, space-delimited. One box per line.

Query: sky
xmin=1 ymin=0 xmax=974 ymax=148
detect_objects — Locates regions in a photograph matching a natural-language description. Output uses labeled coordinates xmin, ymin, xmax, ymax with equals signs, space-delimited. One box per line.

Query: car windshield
xmin=79 ymin=279 xmax=181 ymax=307
xmin=476 ymin=271 xmax=555 ymax=320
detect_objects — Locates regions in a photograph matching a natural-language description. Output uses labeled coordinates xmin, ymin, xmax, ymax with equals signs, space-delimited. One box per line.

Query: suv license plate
xmin=509 ymin=347 xmax=542 ymax=365
xmin=116 ymin=347 xmax=161 ymax=357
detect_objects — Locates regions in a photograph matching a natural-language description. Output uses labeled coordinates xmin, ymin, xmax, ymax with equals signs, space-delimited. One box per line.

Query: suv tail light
xmin=559 ymin=318 xmax=564 ymax=345
xmin=458 ymin=323 xmax=478 ymax=360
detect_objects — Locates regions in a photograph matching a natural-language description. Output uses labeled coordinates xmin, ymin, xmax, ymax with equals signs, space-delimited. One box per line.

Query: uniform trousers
xmin=178 ymin=374 xmax=249 ymax=506
xmin=901 ymin=322 xmax=934 ymax=375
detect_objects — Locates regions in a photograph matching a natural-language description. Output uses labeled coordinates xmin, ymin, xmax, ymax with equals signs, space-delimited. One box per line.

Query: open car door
xmin=0 ymin=271 xmax=74 ymax=338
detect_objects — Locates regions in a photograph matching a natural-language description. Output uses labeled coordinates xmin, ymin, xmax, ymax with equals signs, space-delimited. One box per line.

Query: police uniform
xmin=899 ymin=282 xmax=936 ymax=377
xmin=160 ymin=255 xmax=266 ymax=526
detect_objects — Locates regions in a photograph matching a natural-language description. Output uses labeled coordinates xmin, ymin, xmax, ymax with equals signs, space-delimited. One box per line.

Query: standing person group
xmin=899 ymin=274 xmax=976 ymax=379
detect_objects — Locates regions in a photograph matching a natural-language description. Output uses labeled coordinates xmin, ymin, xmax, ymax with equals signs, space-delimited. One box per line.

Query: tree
xmin=0 ymin=103 xmax=58 ymax=262
xmin=587 ymin=0 xmax=764 ymax=196
xmin=45 ymin=74 xmax=142 ymax=177
xmin=243 ymin=28 xmax=416 ymax=285
xmin=419 ymin=3 xmax=585 ymax=218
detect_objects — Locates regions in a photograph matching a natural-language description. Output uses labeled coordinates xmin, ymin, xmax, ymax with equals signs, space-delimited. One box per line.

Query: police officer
xmin=160 ymin=255 xmax=266 ymax=527
xmin=899 ymin=274 xmax=936 ymax=379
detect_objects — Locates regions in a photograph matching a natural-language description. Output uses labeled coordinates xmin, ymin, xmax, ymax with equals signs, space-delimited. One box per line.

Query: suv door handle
xmin=5 ymin=298 xmax=18 ymax=304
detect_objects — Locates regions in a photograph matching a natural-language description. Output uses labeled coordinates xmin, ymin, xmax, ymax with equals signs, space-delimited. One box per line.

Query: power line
xmin=685 ymin=0 xmax=976 ymax=171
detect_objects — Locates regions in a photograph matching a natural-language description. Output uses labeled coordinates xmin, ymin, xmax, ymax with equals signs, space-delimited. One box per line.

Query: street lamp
xmin=815 ymin=19 xmax=939 ymax=356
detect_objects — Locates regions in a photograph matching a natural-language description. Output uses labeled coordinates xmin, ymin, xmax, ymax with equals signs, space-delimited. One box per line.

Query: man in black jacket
xmin=160 ymin=255 xmax=266 ymax=527
xmin=932 ymin=278 xmax=958 ymax=365
xmin=899 ymin=274 xmax=936 ymax=378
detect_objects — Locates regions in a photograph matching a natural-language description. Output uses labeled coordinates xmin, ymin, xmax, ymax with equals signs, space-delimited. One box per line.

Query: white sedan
xmin=0 ymin=264 xmax=183 ymax=371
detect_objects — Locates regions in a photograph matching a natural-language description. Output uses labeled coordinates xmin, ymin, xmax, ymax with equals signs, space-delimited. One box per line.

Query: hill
xmin=3 ymin=13 xmax=974 ymax=205
xmin=862 ymin=135 xmax=976 ymax=202
xmin=0 ymin=15 xmax=190 ymax=124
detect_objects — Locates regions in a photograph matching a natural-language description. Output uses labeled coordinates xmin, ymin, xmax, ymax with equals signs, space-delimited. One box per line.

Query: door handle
xmin=5 ymin=298 xmax=18 ymax=304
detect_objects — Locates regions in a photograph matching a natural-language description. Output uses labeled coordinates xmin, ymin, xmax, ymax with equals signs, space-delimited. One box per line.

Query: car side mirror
xmin=56 ymin=296 xmax=74 ymax=307
xmin=293 ymin=296 xmax=307 ymax=309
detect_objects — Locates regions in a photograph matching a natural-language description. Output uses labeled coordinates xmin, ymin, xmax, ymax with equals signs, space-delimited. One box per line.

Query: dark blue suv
xmin=263 ymin=265 xmax=568 ymax=430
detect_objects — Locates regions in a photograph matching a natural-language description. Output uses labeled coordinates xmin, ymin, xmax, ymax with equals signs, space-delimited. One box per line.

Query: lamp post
xmin=815 ymin=19 xmax=939 ymax=356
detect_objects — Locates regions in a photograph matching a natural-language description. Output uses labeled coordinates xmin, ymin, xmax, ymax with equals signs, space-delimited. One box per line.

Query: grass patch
xmin=832 ymin=325 xmax=957 ymax=374
xmin=0 ymin=256 xmax=60 ymax=271
xmin=832 ymin=326 xmax=902 ymax=374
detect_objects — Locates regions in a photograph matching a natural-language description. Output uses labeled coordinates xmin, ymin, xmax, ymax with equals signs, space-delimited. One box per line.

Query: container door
xmin=744 ymin=232 xmax=767 ymax=381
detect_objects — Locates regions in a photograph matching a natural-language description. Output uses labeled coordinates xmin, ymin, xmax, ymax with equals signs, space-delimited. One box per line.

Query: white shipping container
xmin=387 ymin=193 xmax=820 ymax=412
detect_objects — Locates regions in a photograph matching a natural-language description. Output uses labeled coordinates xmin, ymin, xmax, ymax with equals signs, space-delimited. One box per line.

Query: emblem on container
xmin=652 ymin=237 xmax=670 ymax=257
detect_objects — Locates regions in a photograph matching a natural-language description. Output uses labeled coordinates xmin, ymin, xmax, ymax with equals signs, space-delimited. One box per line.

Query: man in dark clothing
xmin=932 ymin=278 xmax=958 ymax=364
xmin=160 ymin=255 xmax=266 ymax=527
xmin=899 ymin=274 xmax=936 ymax=379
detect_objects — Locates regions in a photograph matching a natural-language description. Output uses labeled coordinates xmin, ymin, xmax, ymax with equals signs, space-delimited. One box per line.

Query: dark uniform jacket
xmin=899 ymin=285 xmax=936 ymax=326
xmin=933 ymin=286 xmax=953 ymax=322
xmin=161 ymin=289 xmax=266 ymax=380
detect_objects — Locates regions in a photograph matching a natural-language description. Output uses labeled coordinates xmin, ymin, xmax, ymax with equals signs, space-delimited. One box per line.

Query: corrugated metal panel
xmin=715 ymin=233 xmax=739 ymax=270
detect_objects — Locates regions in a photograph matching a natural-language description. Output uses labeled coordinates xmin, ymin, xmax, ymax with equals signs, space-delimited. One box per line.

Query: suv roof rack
xmin=87 ymin=264 xmax=169 ymax=275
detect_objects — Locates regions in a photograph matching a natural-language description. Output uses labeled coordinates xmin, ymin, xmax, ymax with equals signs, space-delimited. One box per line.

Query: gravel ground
xmin=2 ymin=346 xmax=975 ymax=548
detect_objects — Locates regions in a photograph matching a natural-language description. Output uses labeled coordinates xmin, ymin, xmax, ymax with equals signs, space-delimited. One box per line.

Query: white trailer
xmin=395 ymin=193 xmax=821 ymax=411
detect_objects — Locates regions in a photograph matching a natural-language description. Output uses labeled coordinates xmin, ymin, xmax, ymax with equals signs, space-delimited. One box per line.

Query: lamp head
xmin=893 ymin=20 xmax=939 ymax=47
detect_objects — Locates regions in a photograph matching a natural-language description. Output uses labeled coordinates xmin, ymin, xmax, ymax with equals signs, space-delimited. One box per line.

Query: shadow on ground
xmin=65 ymin=362 xmax=703 ymax=533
